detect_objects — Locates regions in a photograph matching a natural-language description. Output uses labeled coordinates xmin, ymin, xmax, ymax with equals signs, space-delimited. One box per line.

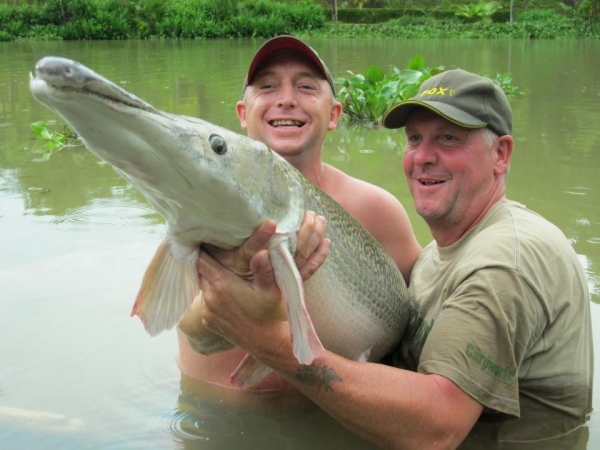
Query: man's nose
xmin=412 ymin=141 xmax=438 ymax=165
xmin=276 ymin=83 xmax=297 ymax=108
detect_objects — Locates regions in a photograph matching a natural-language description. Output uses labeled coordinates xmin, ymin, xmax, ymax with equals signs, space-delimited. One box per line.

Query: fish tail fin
xmin=131 ymin=237 xmax=199 ymax=336
xmin=269 ymin=239 xmax=324 ymax=365
xmin=230 ymin=354 xmax=273 ymax=387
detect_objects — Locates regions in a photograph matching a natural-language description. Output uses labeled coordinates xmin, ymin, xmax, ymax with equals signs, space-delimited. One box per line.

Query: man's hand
xmin=203 ymin=210 xmax=330 ymax=281
xmin=294 ymin=211 xmax=330 ymax=281
xmin=198 ymin=248 xmax=289 ymax=352
xmin=178 ymin=211 xmax=329 ymax=345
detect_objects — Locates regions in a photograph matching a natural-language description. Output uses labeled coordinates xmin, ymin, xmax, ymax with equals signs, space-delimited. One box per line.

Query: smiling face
xmin=236 ymin=53 xmax=342 ymax=163
xmin=403 ymin=108 xmax=513 ymax=245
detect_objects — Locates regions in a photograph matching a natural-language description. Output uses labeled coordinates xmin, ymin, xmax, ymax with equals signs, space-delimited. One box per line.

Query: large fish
xmin=29 ymin=57 xmax=411 ymax=386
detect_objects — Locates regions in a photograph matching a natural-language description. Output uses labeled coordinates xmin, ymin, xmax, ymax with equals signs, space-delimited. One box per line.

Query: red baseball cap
xmin=243 ymin=35 xmax=336 ymax=96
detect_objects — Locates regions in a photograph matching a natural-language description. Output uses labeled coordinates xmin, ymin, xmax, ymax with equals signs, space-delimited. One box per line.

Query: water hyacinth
xmin=335 ymin=54 xmax=444 ymax=126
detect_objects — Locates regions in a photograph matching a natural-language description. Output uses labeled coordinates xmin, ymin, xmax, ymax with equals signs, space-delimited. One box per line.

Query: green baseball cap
xmin=382 ymin=69 xmax=512 ymax=136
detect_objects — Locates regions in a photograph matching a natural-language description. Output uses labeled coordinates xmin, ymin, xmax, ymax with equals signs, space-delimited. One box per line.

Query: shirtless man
xmin=176 ymin=35 xmax=421 ymax=389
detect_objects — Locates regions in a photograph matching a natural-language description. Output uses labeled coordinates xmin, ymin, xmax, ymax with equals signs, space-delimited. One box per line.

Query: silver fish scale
xmin=293 ymin=173 xmax=411 ymax=362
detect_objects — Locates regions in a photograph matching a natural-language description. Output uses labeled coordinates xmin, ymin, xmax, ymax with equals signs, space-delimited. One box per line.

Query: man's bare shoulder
xmin=322 ymin=164 xmax=403 ymax=212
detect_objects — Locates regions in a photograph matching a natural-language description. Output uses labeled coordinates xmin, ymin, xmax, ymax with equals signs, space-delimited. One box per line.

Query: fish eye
xmin=209 ymin=134 xmax=227 ymax=155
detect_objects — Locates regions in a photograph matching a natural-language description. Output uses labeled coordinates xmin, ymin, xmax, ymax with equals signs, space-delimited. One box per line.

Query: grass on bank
xmin=0 ymin=0 xmax=326 ymax=41
xmin=310 ymin=10 xmax=598 ymax=39
xmin=1 ymin=0 xmax=599 ymax=41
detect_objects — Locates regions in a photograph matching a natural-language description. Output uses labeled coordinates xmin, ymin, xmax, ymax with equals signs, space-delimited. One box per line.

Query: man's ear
xmin=494 ymin=135 xmax=513 ymax=175
xmin=236 ymin=101 xmax=248 ymax=130
xmin=328 ymin=101 xmax=343 ymax=131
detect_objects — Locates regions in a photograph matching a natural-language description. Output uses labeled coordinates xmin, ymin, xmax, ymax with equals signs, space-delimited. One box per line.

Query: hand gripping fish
xmin=30 ymin=57 xmax=410 ymax=386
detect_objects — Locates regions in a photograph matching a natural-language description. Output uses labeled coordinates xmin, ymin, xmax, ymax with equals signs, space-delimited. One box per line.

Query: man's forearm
xmin=260 ymin=347 xmax=481 ymax=450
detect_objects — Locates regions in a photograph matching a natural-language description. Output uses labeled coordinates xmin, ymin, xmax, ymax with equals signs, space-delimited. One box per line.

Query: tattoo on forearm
xmin=296 ymin=364 xmax=343 ymax=391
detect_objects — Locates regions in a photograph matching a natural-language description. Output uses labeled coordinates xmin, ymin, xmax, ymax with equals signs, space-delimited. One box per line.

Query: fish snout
xmin=34 ymin=57 xmax=87 ymax=89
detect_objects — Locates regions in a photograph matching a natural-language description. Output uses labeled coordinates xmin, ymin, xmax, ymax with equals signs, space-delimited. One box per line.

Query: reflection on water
xmin=0 ymin=405 xmax=85 ymax=434
xmin=1 ymin=38 xmax=599 ymax=449
xmin=49 ymin=199 xmax=158 ymax=231
xmin=170 ymin=374 xmax=375 ymax=450
xmin=170 ymin=405 xmax=244 ymax=443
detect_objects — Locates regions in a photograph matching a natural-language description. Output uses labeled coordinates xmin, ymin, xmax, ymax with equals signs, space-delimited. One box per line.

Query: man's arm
xmin=198 ymin=250 xmax=483 ymax=450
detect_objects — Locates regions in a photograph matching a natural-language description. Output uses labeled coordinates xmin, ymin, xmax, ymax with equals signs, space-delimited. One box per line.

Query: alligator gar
xmin=29 ymin=57 xmax=410 ymax=386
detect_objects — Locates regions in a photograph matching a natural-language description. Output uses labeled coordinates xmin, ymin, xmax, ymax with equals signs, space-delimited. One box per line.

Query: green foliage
xmin=336 ymin=7 xmax=506 ymax=24
xmin=0 ymin=0 xmax=326 ymax=40
xmin=30 ymin=121 xmax=81 ymax=161
xmin=156 ymin=0 xmax=243 ymax=38
xmin=0 ymin=0 xmax=597 ymax=40
xmin=491 ymin=73 xmax=521 ymax=97
xmin=124 ymin=0 xmax=166 ymax=38
xmin=455 ymin=1 xmax=502 ymax=23
xmin=42 ymin=0 xmax=98 ymax=25
xmin=229 ymin=0 xmax=325 ymax=37
xmin=337 ymin=7 xmax=406 ymax=23
xmin=557 ymin=0 xmax=600 ymax=20
xmin=315 ymin=11 xmax=596 ymax=39
xmin=336 ymin=55 xmax=445 ymax=126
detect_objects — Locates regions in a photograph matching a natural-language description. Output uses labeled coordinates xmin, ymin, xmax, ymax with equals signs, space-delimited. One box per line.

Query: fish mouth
xmin=30 ymin=76 xmax=113 ymax=104
xmin=269 ymin=119 xmax=305 ymax=128
xmin=29 ymin=57 xmax=158 ymax=114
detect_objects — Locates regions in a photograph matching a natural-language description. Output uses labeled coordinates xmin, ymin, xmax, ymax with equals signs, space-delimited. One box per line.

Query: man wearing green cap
xmin=190 ymin=69 xmax=593 ymax=447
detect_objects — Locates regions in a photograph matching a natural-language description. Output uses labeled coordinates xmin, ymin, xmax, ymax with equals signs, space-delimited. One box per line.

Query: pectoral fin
xmin=268 ymin=238 xmax=324 ymax=364
xmin=230 ymin=354 xmax=273 ymax=388
xmin=131 ymin=236 xmax=199 ymax=336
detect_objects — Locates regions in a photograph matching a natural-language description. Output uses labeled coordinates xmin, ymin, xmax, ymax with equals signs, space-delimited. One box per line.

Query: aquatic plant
xmin=492 ymin=72 xmax=521 ymax=97
xmin=336 ymin=54 xmax=444 ymax=126
xmin=30 ymin=121 xmax=81 ymax=161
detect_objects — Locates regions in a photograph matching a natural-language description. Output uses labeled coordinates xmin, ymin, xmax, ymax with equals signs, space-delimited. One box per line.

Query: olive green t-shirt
xmin=393 ymin=199 xmax=593 ymax=443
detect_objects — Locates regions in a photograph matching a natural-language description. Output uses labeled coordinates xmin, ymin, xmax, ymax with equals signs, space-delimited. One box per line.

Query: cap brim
xmin=244 ymin=35 xmax=335 ymax=96
xmin=382 ymin=100 xmax=487 ymax=130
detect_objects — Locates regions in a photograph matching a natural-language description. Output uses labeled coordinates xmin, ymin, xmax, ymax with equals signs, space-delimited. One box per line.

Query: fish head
xmin=29 ymin=57 xmax=302 ymax=247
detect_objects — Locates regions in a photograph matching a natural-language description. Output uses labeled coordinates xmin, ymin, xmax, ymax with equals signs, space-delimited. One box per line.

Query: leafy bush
xmin=455 ymin=1 xmax=502 ymax=23
xmin=1 ymin=0 xmax=597 ymax=40
xmin=157 ymin=0 xmax=236 ymax=38
xmin=313 ymin=11 xmax=595 ymax=39
xmin=42 ymin=0 xmax=99 ymax=25
xmin=1 ymin=0 xmax=327 ymax=40
xmin=336 ymin=54 xmax=445 ymax=126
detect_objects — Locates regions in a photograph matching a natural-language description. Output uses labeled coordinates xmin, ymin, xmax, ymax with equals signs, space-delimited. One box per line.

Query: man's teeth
xmin=421 ymin=180 xmax=443 ymax=185
xmin=271 ymin=120 xmax=302 ymax=127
